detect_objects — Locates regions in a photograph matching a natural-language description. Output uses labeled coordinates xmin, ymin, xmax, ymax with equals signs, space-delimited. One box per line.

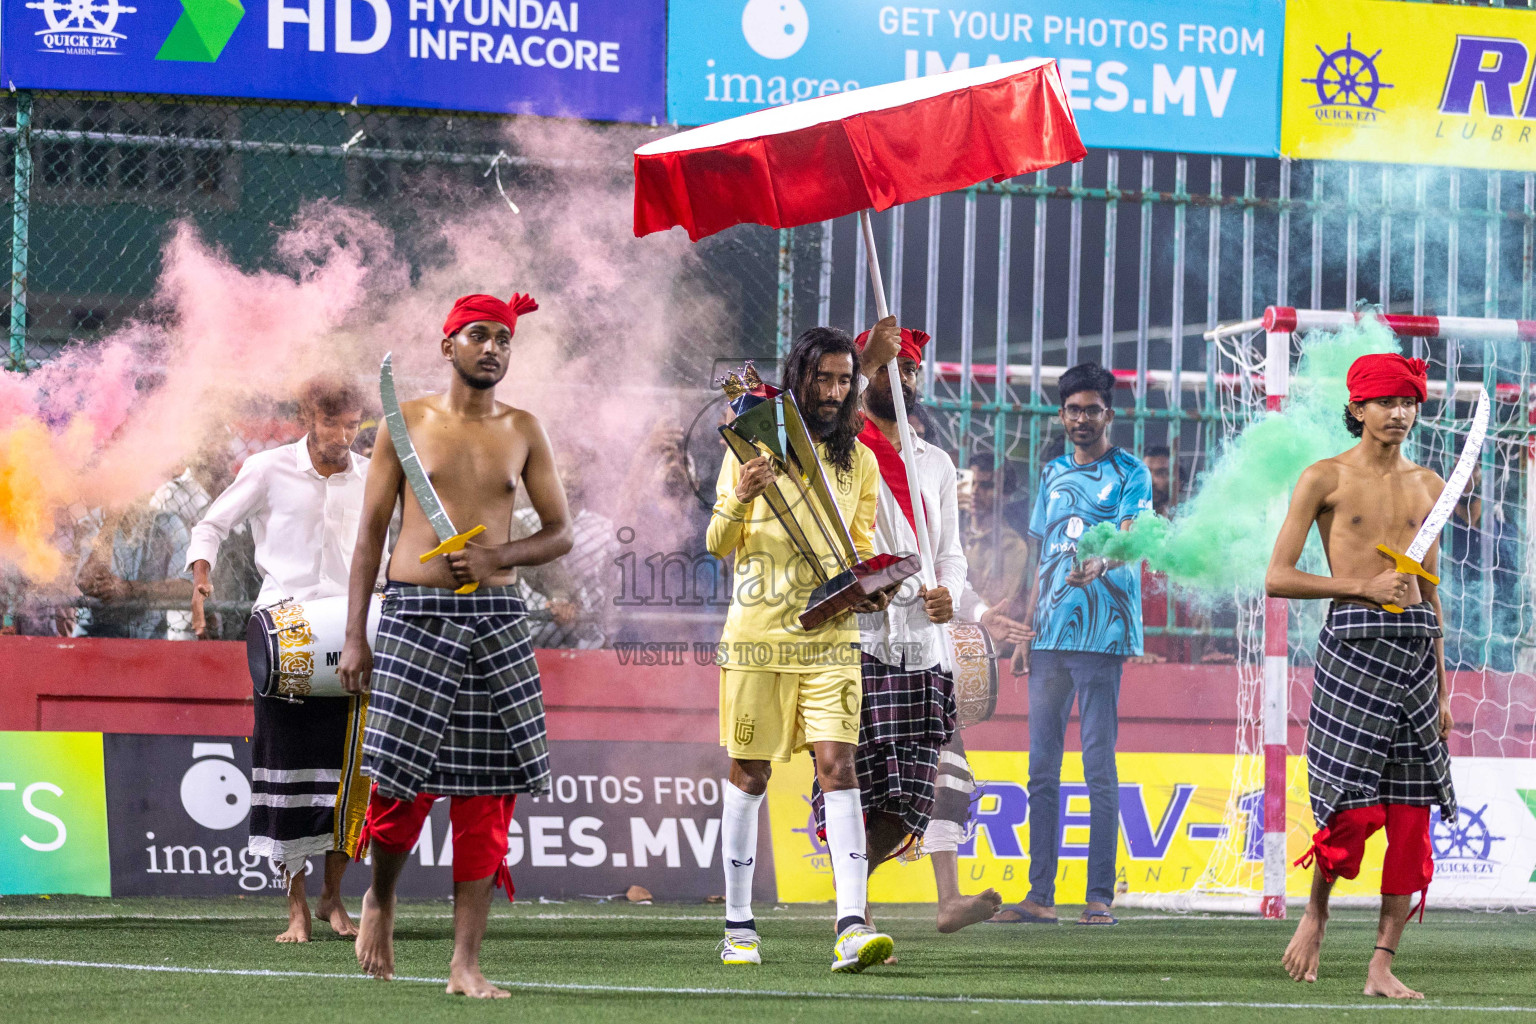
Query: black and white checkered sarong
xmin=812 ymin=653 xmax=957 ymax=837
xmin=362 ymin=584 xmax=550 ymax=800
xmin=1308 ymin=602 xmax=1455 ymax=827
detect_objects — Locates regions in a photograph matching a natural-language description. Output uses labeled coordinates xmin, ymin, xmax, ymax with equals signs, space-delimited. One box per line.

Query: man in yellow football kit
xmin=707 ymin=326 xmax=892 ymax=973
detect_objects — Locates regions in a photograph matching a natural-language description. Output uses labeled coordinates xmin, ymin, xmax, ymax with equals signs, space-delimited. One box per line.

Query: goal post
xmin=1209 ymin=306 xmax=1536 ymax=916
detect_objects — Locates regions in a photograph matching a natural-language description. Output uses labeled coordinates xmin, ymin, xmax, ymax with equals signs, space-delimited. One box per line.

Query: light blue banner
xmin=666 ymin=0 xmax=1284 ymax=156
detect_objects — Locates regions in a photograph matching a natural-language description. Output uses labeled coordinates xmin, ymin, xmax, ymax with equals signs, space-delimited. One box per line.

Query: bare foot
xmin=318 ymin=895 xmax=358 ymax=938
xmin=275 ymin=898 xmax=311 ymax=943
xmin=1364 ymin=954 xmax=1423 ymax=999
xmin=938 ymin=889 xmax=1004 ymax=933
xmin=1281 ymin=910 xmax=1327 ymax=982
xmin=990 ymin=898 xmax=1057 ymax=923
xmin=355 ymin=887 xmax=396 ymax=980
xmin=447 ymin=962 xmax=510 ymax=999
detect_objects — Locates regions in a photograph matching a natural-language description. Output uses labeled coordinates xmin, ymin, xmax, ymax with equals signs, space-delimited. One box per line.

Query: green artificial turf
xmin=0 ymin=897 xmax=1532 ymax=1023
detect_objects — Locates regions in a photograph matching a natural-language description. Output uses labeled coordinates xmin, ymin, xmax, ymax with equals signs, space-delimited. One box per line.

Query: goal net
xmin=1185 ymin=308 xmax=1536 ymax=914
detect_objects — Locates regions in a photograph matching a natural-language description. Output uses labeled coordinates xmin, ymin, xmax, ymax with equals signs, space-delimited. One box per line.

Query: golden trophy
xmin=716 ymin=362 xmax=920 ymax=630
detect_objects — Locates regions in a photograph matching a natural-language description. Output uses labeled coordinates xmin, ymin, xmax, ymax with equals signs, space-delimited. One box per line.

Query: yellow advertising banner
xmin=1282 ymin=0 xmax=1536 ymax=170
xmin=768 ymin=750 xmax=1389 ymax=905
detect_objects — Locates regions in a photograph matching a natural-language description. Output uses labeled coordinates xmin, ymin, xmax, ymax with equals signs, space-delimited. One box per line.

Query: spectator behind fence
xmin=1136 ymin=445 xmax=1237 ymax=665
xmin=353 ymin=423 xmax=378 ymax=459
xmin=1138 ymin=444 xmax=1185 ymax=663
xmin=612 ymin=416 xmax=723 ymax=645
xmin=961 ymin=460 xmax=1028 ymax=615
xmin=907 ymin=402 xmax=943 ymax=454
xmin=514 ymin=444 xmax=619 ymax=648
xmin=994 ymin=362 xmax=1151 ymax=927
xmin=72 ymin=447 xmax=236 ymax=639
xmin=1143 ymin=444 xmax=1175 ymax=517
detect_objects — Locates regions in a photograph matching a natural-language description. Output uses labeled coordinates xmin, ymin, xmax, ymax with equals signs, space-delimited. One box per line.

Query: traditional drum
xmin=247 ymin=594 xmax=381 ymax=700
xmin=948 ymin=620 xmax=998 ymax=727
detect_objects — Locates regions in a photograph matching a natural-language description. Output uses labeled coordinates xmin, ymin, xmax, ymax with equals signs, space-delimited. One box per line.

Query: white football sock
xmin=822 ymin=787 xmax=869 ymax=927
xmin=721 ymin=783 xmax=764 ymax=925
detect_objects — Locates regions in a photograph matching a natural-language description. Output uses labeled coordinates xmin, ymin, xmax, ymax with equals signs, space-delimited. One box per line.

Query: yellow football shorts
xmin=719 ymin=664 xmax=862 ymax=762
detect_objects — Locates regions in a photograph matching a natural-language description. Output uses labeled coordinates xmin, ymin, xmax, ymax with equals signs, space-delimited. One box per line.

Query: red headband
xmin=442 ymin=292 xmax=539 ymax=339
xmin=1347 ymin=352 xmax=1428 ymax=403
xmin=855 ymin=325 xmax=931 ymax=365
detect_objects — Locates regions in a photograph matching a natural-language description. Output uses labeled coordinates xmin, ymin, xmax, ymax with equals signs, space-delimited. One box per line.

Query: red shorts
xmin=358 ymin=787 xmax=517 ymax=900
xmin=1297 ymin=803 xmax=1434 ymax=898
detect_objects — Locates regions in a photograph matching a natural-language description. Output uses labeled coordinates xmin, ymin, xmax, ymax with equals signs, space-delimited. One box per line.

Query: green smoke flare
xmin=1078 ymin=317 xmax=1398 ymax=593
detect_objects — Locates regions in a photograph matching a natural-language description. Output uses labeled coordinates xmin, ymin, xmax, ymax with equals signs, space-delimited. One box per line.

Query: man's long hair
xmin=782 ymin=326 xmax=861 ymax=477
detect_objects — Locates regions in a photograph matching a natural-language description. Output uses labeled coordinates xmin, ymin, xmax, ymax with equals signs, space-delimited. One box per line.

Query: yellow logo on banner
xmin=767 ymin=751 xmax=1389 ymax=904
xmin=1283 ymin=0 xmax=1536 ymax=170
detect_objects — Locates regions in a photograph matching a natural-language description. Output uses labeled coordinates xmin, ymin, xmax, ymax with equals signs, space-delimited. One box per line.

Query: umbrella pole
xmin=859 ymin=209 xmax=937 ymax=591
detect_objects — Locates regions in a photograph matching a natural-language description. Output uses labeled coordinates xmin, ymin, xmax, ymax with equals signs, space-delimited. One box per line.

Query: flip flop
xmin=1077 ymin=910 xmax=1118 ymax=926
xmin=988 ymin=903 xmax=1060 ymax=924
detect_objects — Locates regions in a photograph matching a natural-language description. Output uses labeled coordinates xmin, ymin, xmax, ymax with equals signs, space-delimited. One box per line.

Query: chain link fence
xmin=1 ymin=90 xmax=792 ymax=639
xmin=7 ymin=80 xmax=1536 ymax=662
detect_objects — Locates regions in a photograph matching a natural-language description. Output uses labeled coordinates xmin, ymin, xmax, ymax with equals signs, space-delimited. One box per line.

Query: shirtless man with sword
xmin=339 ymin=291 xmax=573 ymax=998
xmin=1266 ymin=352 xmax=1470 ymax=1000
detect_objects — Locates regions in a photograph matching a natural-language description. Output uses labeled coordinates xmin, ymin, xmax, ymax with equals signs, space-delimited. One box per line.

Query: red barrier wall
xmin=1 ymin=636 xmax=1527 ymax=755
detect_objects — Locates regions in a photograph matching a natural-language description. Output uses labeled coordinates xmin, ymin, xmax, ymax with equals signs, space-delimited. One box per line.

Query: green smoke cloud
xmin=1079 ymin=317 xmax=1399 ymax=593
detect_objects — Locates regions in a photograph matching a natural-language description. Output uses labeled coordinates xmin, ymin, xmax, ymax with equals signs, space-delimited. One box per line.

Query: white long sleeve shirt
xmin=857 ymin=433 xmax=978 ymax=670
xmin=185 ymin=438 xmax=370 ymax=607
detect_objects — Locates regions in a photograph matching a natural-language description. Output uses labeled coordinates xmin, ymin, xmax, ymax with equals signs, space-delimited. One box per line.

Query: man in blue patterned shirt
xmin=994 ymin=362 xmax=1152 ymax=927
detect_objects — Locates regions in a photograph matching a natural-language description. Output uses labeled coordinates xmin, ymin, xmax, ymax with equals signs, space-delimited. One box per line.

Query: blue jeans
xmin=1027 ymin=649 xmax=1124 ymax=907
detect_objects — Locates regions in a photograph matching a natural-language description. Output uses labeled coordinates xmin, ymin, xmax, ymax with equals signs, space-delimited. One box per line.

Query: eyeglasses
xmin=1062 ymin=404 xmax=1108 ymax=421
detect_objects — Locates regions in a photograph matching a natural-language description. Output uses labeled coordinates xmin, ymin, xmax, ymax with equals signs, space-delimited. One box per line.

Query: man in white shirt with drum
xmin=187 ymin=377 xmax=371 ymax=943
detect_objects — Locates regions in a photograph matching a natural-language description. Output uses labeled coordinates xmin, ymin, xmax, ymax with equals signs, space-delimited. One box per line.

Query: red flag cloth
xmin=633 ymin=59 xmax=1086 ymax=242
xmin=857 ymin=419 xmax=929 ymax=538
xmin=1346 ymin=353 xmax=1428 ymax=402
xmin=442 ymin=292 xmax=538 ymax=339
xmin=855 ymin=325 xmax=930 ymax=365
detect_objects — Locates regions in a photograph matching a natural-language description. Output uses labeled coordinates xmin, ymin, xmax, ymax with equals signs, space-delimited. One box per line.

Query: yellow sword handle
xmin=420 ymin=524 xmax=488 ymax=595
xmin=1375 ymin=544 xmax=1440 ymax=614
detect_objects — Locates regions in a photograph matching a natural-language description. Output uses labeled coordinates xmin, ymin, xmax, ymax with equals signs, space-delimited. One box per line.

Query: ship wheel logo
xmin=26 ymin=0 xmax=138 ymax=39
xmin=1302 ymin=33 xmax=1393 ymax=110
xmin=1431 ymin=804 xmax=1505 ymax=862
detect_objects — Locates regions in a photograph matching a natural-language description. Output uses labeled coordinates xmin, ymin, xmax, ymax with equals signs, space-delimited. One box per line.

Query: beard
xmin=802 ymin=396 xmax=845 ymax=437
xmin=805 ymin=406 xmax=838 ymax=436
xmin=866 ymin=383 xmax=915 ymax=421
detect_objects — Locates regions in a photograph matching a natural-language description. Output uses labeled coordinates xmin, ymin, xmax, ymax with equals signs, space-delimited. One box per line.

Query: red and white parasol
xmin=634 ymin=58 xmax=1086 ymax=602
xmin=634 ymin=58 xmax=1085 ymax=241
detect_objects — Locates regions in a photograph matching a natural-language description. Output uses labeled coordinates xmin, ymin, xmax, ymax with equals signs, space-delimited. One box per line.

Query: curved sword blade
xmin=380 ymin=352 xmax=459 ymax=544
xmin=1406 ymin=387 xmax=1490 ymax=564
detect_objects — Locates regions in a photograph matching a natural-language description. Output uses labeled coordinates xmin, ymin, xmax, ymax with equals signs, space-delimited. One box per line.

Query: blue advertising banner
xmin=666 ymin=0 xmax=1284 ymax=156
xmin=1 ymin=0 xmax=666 ymax=123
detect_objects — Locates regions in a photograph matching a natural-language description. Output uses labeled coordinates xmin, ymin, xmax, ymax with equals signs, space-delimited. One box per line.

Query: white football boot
xmin=831 ymin=923 xmax=894 ymax=973
xmin=719 ymin=928 xmax=762 ymax=965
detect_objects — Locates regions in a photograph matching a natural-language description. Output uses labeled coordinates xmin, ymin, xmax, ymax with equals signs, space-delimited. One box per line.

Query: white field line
xmin=0 ymin=957 xmax=1532 ymax=1013
xmin=0 ymin=910 xmax=1346 ymax=924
